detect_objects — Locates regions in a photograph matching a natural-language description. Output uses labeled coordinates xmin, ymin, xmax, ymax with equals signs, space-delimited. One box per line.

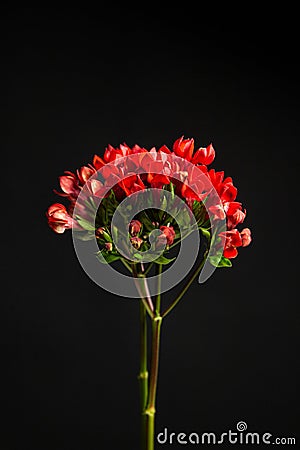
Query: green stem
xmin=155 ymin=264 xmax=163 ymax=316
xmin=132 ymin=264 xmax=154 ymax=317
xmin=144 ymin=263 xmax=163 ymax=450
xmin=121 ymin=258 xmax=133 ymax=273
xmin=161 ymin=258 xmax=205 ymax=318
xmin=143 ymin=262 xmax=154 ymax=277
xmin=139 ymin=300 xmax=148 ymax=450
xmin=145 ymin=315 xmax=162 ymax=450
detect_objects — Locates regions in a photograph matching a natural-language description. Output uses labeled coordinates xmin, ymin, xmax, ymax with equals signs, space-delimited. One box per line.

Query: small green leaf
xmin=169 ymin=182 xmax=175 ymax=200
xmin=218 ymin=256 xmax=232 ymax=267
xmin=209 ymin=254 xmax=232 ymax=268
xmin=199 ymin=227 xmax=211 ymax=243
xmin=154 ymin=255 xmax=176 ymax=265
xmin=97 ymin=252 xmax=121 ymax=264
xmin=133 ymin=252 xmax=143 ymax=260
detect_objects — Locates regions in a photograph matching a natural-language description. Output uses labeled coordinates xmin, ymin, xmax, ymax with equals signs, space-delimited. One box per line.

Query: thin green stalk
xmin=145 ymin=315 xmax=162 ymax=450
xmin=155 ymin=264 xmax=163 ymax=316
xmin=139 ymin=300 xmax=148 ymax=450
xmin=143 ymin=262 xmax=154 ymax=277
xmin=121 ymin=258 xmax=133 ymax=273
xmin=132 ymin=264 xmax=154 ymax=317
xmin=144 ymin=264 xmax=163 ymax=450
xmin=161 ymin=258 xmax=205 ymax=318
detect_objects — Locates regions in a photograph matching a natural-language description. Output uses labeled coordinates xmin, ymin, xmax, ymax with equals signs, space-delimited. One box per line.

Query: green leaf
xmin=133 ymin=252 xmax=143 ymax=260
xmin=76 ymin=216 xmax=96 ymax=231
xmin=74 ymin=231 xmax=94 ymax=241
xmin=154 ymin=255 xmax=176 ymax=265
xmin=199 ymin=227 xmax=211 ymax=243
xmin=169 ymin=182 xmax=175 ymax=200
xmin=209 ymin=254 xmax=232 ymax=268
xmin=97 ymin=252 xmax=121 ymax=264
xmin=217 ymin=256 xmax=232 ymax=267
xmin=138 ymin=211 xmax=155 ymax=231
xmin=158 ymin=194 xmax=168 ymax=221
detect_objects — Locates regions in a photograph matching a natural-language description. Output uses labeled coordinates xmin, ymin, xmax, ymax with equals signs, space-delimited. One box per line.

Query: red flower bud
xmin=60 ymin=171 xmax=79 ymax=192
xmin=159 ymin=225 xmax=175 ymax=246
xmin=129 ymin=220 xmax=142 ymax=236
xmin=95 ymin=227 xmax=106 ymax=238
xmin=105 ymin=242 xmax=113 ymax=252
xmin=130 ymin=236 xmax=143 ymax=249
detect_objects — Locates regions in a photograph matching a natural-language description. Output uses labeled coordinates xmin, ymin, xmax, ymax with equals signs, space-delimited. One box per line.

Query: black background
xmin=2 ymin=7 xmax=299 ymax=450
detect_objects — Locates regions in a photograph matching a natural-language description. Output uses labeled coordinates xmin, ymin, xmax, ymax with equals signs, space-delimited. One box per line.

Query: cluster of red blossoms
xmin=47 ymin=137 xmax=251 ymax=259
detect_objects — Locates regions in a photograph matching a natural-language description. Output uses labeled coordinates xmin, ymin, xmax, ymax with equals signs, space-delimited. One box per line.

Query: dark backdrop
xmin=2 ymin=7 xmax=299 ymax=450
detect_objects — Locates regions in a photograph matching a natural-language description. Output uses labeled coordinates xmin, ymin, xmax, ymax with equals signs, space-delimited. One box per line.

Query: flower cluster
xmin=47 ymin=137 xmax=251 ymax=261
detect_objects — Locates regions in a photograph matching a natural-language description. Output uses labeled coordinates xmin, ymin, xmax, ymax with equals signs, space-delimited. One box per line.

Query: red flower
xmin=119 ymin=174 xmax=145 ymax=196
xmin=93 ymin=154 xmax=105 ymax=170
xmin=173 ymin=136 xmax=194 ymax=161
xmin=159 ymin=226 xmax=175 ymax=246
xmin=240 ymin=228 xmax=252 ymax=247
xmin=207 ymin=169 xmax=237 ymax=202
xmin=103 ymin=143 xmax=132 ymax=163
xmin=224 ymin=201 xmax=246 ymax=230
xmin=77 ymin=165 xmax=96 ymax=184
xmin=47 ymin=136 xmax=251 ymax=265
xmin=220 ymin=227 xmax=252 ymax=259
xmin=57 ymin=171 xmax=81 ymax=200
xmin=47 ymin=203 xmax=74 ymax=234
xmin=220 ymin=229 xmax=242 ymax=258
xmin=209 ymin=204 xmax=226 ymax=220
xmin=192 ymin=144 xmax=215 ymax=165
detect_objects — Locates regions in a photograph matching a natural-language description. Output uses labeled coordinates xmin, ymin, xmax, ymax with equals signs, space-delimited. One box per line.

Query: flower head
xmin=47 ymin=136 xmax=251 ymax=264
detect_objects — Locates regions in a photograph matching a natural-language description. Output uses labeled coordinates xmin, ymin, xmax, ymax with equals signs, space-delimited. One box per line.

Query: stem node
xmin=144 ymin=406 xmax=156 ymax=417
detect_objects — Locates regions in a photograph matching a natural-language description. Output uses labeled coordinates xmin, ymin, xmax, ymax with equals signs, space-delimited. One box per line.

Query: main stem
xmin=145 ymin=264 xmax=163 ymax=450
xmin=139 ymin=300 xmax=148 ymax=450
xmin=145 ymin=315 xmax=162 ymax=450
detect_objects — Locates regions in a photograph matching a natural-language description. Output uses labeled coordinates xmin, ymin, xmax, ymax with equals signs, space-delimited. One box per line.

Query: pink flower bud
xmin=105 ymin=242 xmax=113 ymax=252
xmin=95 ymin=227 xmax=106 ymax=238
xmin=129 ymin=220 xmax=142 ymax=236
xmin=159 ymin=226 xmax=175 ymax=246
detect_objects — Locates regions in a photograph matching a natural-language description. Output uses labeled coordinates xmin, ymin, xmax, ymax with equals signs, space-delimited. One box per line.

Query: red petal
xmin=224 ymin=247 xmax=238 ymax=258
xmin=93 ymin=154 xmax=105 ymax=170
